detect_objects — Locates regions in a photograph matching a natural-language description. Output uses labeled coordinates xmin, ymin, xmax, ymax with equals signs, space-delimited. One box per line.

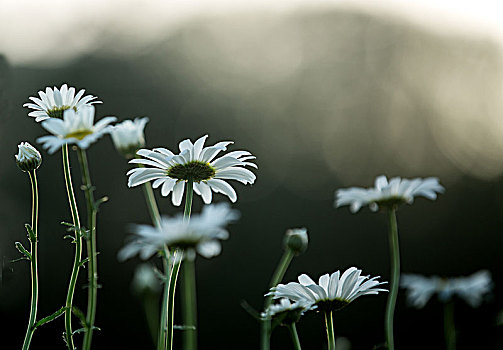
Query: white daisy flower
xmin=118 ymin=203 xmax=240 ymax=261
xmin=335 ymin=175 xmax=445 ymax=213
xmin=267 ymin=267 xmax=387 ymax=312
xmin=15 ymin=141 xmax=42 ymax=172
xmin=37 ymin=106 xmax=116 ymax=154
xmin=261 ymin=298 xmax=315 ymax=324
xmin=23 ymin=83 xmax=102 ymax=122
xmin=127 ymin=135 xmax=257 ymax=206
xmin=110 ymin=117 xmax=149 ymax=158
xmin=401 ymin=270 xmax=492 ymax=308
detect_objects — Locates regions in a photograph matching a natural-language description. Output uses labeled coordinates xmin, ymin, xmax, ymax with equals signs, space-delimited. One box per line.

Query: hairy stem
xmin=21 ymin=170 xmax=39 ymax=350
xmin=62 ymin=144 xmax=82 ymax=350
xmin=77 ymin=149 xmax=99 ymax=350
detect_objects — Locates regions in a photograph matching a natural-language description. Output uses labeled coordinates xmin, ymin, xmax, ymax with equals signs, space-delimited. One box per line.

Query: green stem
xmin=182 ymin=255 xmax=196 ymax=350
xmin=142 ymin=180 xmax=161 ymax=228
xmin=143 ymin=292 xmax=160 ymax=347
xmin=261 ymin=249 xmax=295 ymax=350
xmin=287 ymin=323 xmax=302 ymax=350
xmin=77 ymin=149 xmax=99 ymax=350
xmin=181 ymin=180 xmax=196 ymax=350
xmin=158 ymin=251 xmax=170 ymax=350
xmin=325 ymin=311 xmax=335 ymax=350
xmin=444 ymin=301 xmax=456 ymax=350
xmin=166 ymin=250 xmax=182 ymax=350
xmin=21 ymin=170 xmax=39 ymax=350
xmin=62 ymin=144 xmax=82 ymax=350
xmin=385 ymin=208 xmax=400 ymax=350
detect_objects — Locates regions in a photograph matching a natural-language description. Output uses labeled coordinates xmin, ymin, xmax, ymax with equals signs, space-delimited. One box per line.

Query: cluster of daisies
xmin=14 ymin=84 xmax=494 ymax=350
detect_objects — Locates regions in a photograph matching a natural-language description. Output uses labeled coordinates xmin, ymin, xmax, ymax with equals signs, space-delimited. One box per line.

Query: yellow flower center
xmin=65 ymin=129 xmax=93 ymax=140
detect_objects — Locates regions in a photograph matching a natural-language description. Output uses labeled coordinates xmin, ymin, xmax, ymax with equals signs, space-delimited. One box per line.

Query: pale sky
xmin=2 ymin=0 xmax=503 ymax=65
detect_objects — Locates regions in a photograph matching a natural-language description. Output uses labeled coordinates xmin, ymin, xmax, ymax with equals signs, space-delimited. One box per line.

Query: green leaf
xmin=25 ymin=224 xmax=36 ymax=242
xmin=15 ymin=242 xmax=31 ymax=261
xmin=79 ymin=257 xmax=89 ymax=267
xmin=72 ymin=326 xmax=100 ymax=336
xmin=34 ymin=306 xmax=67 ymax=328
xmin=72 ymin=306 xmax=86 ymax=326
xmin=94 ymin=196 xmax=108 ymax=211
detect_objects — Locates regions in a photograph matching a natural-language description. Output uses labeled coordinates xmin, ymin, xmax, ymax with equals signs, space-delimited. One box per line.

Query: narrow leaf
xmin=34 ymin=306 xmax=67 ymax=328
xmin=15 ymin=242 xmax=31 ymax=261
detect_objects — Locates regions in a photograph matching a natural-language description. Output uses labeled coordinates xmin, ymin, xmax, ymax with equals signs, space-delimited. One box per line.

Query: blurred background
xmin=1 ymin=0 xmax=503 ymax=348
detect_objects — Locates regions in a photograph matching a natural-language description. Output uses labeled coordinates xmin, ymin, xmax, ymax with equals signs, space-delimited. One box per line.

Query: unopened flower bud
xmin=110 ymin=117 xmax=149 ymax=159
xmin=15 ymin=142 xmax=42 ymax=172
xmin=283 ymin=228 xmax=308 ymax=255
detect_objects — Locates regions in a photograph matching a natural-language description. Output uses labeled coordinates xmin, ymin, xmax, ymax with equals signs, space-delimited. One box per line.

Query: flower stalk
xmin=62 ymin=144 xmax=83 ymax=350
xmin=385 ymin=207 xmax=400 ymax=350
xmin=77 ymin=148 xmax=99 ymax=350
xmin=261 ymin=248 xmax=295 ymax=350
xmin=287 ymin=323 xmax=302 ymax=350
xmin=21 ymin=170 xmax=39 ymax=350
xmin=324 ymin=311 xmax=335 ymax=350
xmin=181 ymin=179 xmax=196 ymax=350
xmin=444 ymin=301 xmax=456 ymax=350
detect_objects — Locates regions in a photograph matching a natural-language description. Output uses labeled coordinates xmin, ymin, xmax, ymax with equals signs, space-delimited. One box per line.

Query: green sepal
xmin=34 ymin=306 xmax=67 ymax=328
xmin=25 ymin=224 xmax=36 ymax=242
xmin=14 ymin=241 xmax=31 ymax=261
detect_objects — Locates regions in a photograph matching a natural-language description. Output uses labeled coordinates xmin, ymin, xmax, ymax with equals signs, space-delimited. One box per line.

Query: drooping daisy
xmin=118 ymin=203 xmax=239 ymax=261
xmin=267 ymin=267 xmax=387 ymax=312
xmin=335 ymin=175 xmax=445 ymax=213
xmin=23 ymin=84 xmax=102 ymax=122
xmin=15 ymin=142 xmax=42 ymax=172
xmin=127 ymin=135 xmax=257 ymax=206
xmin=261 ymin=298 xmax=315 ymax=324
xmin=401 ymin=270 xmax=492 ymax=308
xmin=37 ymin=106 xmax=116 ymax=154
xmin=110 ymin=117 xmax=149 ymax=158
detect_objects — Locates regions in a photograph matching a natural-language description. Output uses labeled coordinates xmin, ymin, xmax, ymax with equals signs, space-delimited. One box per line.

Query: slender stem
xmin=158 ymin=251 xmax=170 ymax=350
xmin=166 ymin=250 xmax=182 ymax=350
xmin=183 ymin=180 xmax=194 ymax=220
xmin=385 ymin=208 xmax=400 ymax=350
xmin=143 ymin=292 xmax=160 ymax=347
xmin=21 ymin=170 xmax=39 ymax=350
xmin=181 ymin=180 xmax=196 ymax=350
xmin=62 ymin=144 xmax=83 ymax=350
xmin=444 ymin=301 xmax=456 ymax=350
xmin=142 ymin=180 xmax=161 ymax=228
xmin=287 ymin=323 xmax=302 ymax=350
xmin=261 ymin=249 xmax=295 ymax=350
xmin=77 ymin=149 xmax=99 ymax=350
xmin=324 ymin=311 xmax=335 ymax=350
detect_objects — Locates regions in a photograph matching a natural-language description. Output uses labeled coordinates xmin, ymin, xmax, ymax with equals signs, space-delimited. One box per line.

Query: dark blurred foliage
xmin=1 ymin=8 xmax=503 ymax=350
